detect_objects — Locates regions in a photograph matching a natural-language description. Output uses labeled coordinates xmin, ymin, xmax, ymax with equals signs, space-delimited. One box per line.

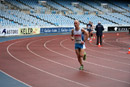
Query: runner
xmin=71 ymin=20 xmax=88 ymax=70
xmin=86 ymin=21 xmax=93 ymax=40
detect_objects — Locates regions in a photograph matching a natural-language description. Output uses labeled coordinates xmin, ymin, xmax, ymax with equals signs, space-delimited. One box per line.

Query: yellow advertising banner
xmin=19 ymin=28 xmax=40 ymax=35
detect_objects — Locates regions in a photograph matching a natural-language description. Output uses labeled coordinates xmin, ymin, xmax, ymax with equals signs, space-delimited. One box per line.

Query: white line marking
xmin=60 ymin=39 xmax=130 ymax=73
xmin=116 ymin=37 xmax=130 ymax=44
xmin=86 ymin=45 xmax=130 ymax=60
xmin=61 ymin=39 xmax=130 ymax=66
xmin=103 ymin=37 xmax=129 ymax=54
xmin=0 ymin=69 xmax=32 ymax=87
xmin=7 ymin=40 xmax=90 ymax=87
xmin=42 ymin=39 xmax=130 ymax=84
xmin=84 ymin=37 xmax=130 ymax=60
xmin=103 ymin=38 xmax=118 ymax=47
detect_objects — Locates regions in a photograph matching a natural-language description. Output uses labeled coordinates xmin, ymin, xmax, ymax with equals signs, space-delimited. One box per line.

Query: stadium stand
xmin=4 ymin=0 xmax=31 ymax=10
xmin=43 ymin=0 xmax=67 ymax=11
xmin=67 ymin=14 xmax=116 ymax=26
xmin=108 ymin=0 xmax=130 ymax=12
xmin=0 ymin=0 xmax=130 ymax=27
xmin=31 ymin=13 xmax=74 ymax=26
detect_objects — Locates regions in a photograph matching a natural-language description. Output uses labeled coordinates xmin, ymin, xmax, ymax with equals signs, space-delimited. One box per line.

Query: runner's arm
xmin=82 ymin=29 xmax=89 ymax=42
xmin=71 ymin=29 xmax=74 ymax=41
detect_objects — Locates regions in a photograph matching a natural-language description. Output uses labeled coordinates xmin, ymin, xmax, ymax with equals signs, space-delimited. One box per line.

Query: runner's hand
xmin=71 ymin=37 xmax=74 ymax=41
xmin=81 ymin=41 xmax=85 ymax=44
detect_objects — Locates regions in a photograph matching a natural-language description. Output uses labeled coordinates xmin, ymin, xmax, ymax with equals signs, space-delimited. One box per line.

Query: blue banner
xmin=40 ymin=27 xmax=73 ymax=33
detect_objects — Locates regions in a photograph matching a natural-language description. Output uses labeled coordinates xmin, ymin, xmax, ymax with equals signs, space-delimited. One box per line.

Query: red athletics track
xmin=0 ymin=32 xmax=130 ymax=87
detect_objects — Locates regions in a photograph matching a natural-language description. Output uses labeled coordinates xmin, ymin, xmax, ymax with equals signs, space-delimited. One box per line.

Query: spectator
xmin=95 ymin=21 xmax=104 ymax=45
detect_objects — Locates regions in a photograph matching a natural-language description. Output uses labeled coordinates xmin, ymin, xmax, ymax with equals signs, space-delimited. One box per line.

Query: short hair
xmin=98 ymin=21 xmax=101 ymax=24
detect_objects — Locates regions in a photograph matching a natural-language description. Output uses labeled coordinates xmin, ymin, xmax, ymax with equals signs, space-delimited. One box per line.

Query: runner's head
xmin=74 ymin=20 xmax=80 ymax=28
xmin=89 ymin=21 xmax=91 ymax=24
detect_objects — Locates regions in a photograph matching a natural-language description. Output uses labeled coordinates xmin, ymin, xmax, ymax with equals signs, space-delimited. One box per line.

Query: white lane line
xmin=103 ymin=37 xmax=129 ymax=53
xmin=84 ymin=37 xmax=130 ymax=60
xmin=43 ymin=39 xmax=130 ymax=84
xmin=103 ymin=38 xmax=123 ymax=48
xmin=7 ymin=40 xmax=90 ymax=87
xmin=103 ymin=37 xmax=130 ymax=49
xmin=61 ymin=39 xmax=130 ymax=66
xmin=103 ymin=38 xmax=118 ymax=47
xmin=88 ymin=39 xmax=122 ymax=50
xmin=60 ymin=39 xmax=130 ymax=73
xmin=86 ymin=45 xmax=130 ymax=60
xmin=90 ymin=39 xmax=126 ymax=54
xmin=0 ymin=70 xmax=32 ymax=87
xmin=116 ymin=37 xmax=130 ymax=44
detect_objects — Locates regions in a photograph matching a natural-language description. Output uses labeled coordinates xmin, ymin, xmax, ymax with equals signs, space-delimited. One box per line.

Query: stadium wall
xmin=0 ymin=25 xmax=129 ymax=37
xmin=108 ymin=26 xmax=130 ymax=32
xmin=0 ymin=26 xmax=73 ymax=36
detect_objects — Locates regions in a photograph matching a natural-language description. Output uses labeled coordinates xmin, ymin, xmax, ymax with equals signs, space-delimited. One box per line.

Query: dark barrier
xmin=108 ymin=26 xmax=130 ymax=33
xmin=40 ymin=27 xmax=74 ymax=33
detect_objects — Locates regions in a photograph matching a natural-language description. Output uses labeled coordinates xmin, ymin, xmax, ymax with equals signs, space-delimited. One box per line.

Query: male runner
xmin=71 ymin=20 xmax=88 ymax=70
xmin=86 ymin=21 xmax=93 ymax=40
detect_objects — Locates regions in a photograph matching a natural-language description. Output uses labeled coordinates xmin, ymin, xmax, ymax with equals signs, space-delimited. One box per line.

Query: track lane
xmin=42 ymin=37 xmax=130 ymax=83
xmin=27 ymin=38 xmax=130 ymax=87
xmin=7 ymin=37 xmax=91 ymax=87
xmin=0 ymin=33 xmax=130 ymax=87
xmin=60 ymin=39 xmax=130 ymax=71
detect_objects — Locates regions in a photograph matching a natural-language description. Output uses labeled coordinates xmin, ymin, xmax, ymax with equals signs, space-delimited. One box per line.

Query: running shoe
xmin=79 ymin=65 xmax=84 ymax=70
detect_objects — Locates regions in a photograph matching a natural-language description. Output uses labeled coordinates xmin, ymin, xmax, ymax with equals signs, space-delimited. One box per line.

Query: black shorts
xmin=87 ymin=29 xmax=92 ymax=33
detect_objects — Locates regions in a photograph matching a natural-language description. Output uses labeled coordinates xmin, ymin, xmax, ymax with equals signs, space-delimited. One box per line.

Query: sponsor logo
xmin=43 ymin=28 xmax=58 ymax=33
xmin=114 ymin=27 xmax=117 ymax=31
xmin=117 ymin=27 xmax=128 ymax=31
xmin=40 ymin=27 xmax=73 ymax=33
xmin=2 ymin=29 xmax=6 ymax=34
xmin=19 ymin=28 xmax=40 ymax=35
xmin=0 ymin=28 xmax=18 ymax=36
xmin=108 ymin=26 xmax=130 ymax=31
